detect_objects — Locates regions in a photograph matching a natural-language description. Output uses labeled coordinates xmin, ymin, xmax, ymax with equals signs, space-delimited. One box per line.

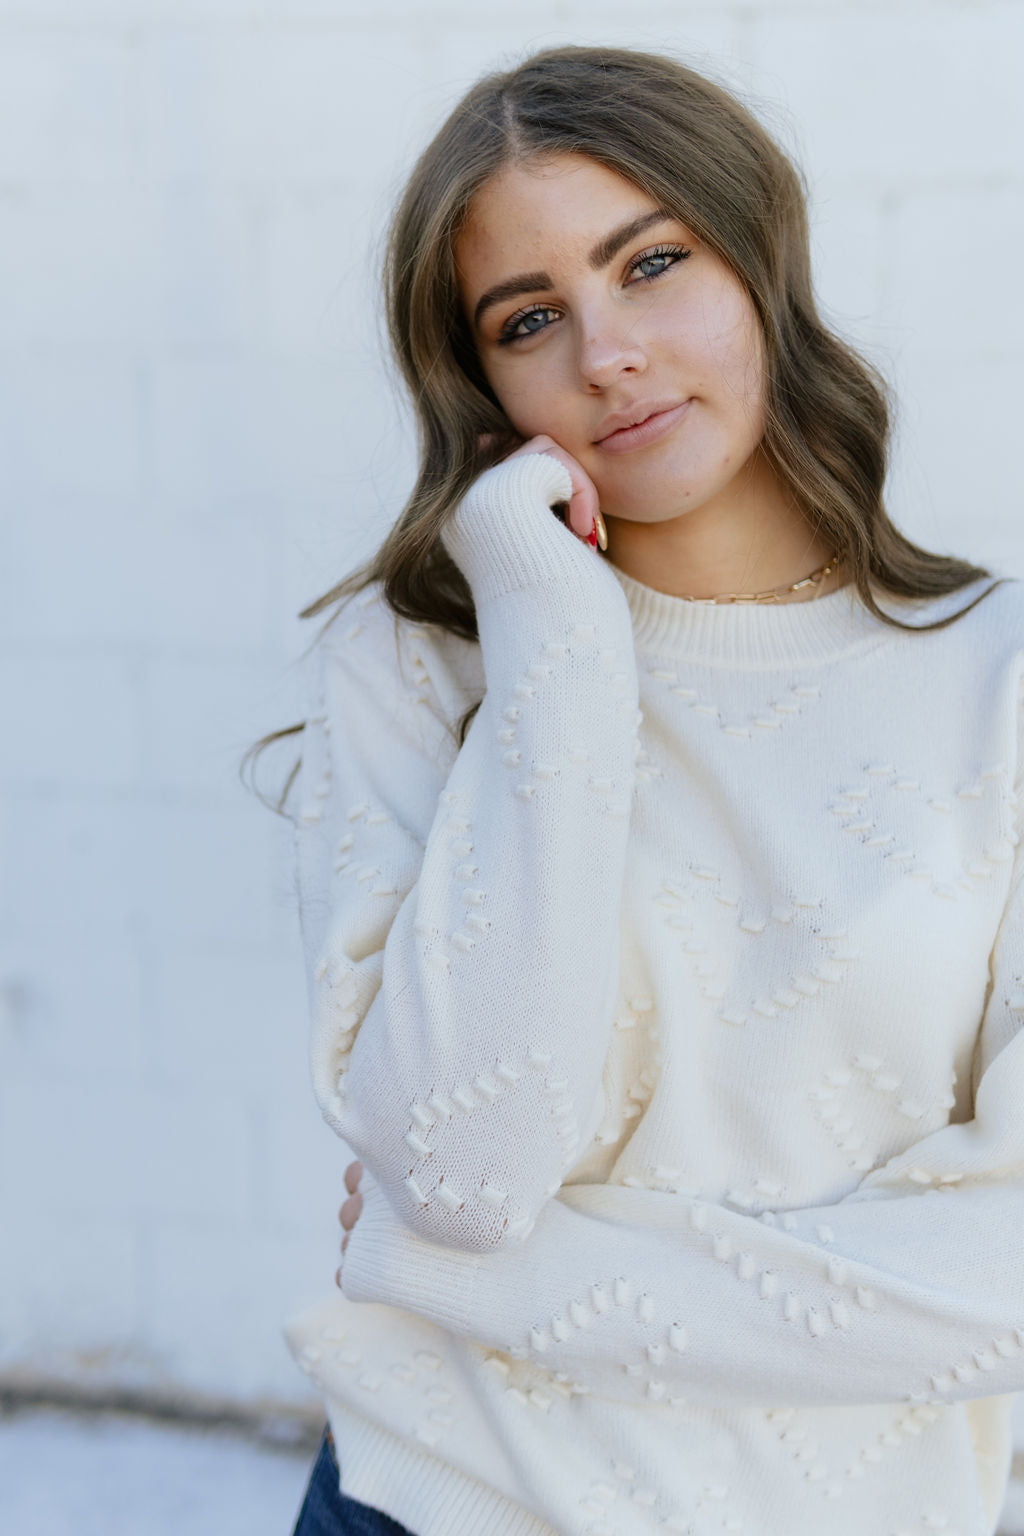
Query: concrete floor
xmin=0 ymin=1404 xmax=321 ymax=1536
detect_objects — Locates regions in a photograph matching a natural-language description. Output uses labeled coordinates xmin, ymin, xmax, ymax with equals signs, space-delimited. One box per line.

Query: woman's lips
xmin=595 ymin=399 xmax=692 ymax=454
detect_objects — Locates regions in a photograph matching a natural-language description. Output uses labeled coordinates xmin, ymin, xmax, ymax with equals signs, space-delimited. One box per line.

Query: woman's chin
xmin=593 ymin=462 xmax=716 ymax=527
xmin=599 ymin=488 xmax=705 ymax=528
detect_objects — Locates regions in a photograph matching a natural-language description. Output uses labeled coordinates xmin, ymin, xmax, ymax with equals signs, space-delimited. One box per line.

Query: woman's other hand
xmin=477 ymin=432 xmax=604 ymax=547
xmin=335 ymin=1159 xmax=363 ymax=1288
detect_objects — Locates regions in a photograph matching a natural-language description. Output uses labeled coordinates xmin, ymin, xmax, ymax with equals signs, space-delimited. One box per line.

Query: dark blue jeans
xmin=291 ymin=1426 xmax=416 ymax=1536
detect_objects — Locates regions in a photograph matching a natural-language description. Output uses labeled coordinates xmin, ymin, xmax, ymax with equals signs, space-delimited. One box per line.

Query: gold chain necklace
xmin=671 ymin=552 xmax=843 ymax=605
xmin=591 ymin=513 xmax=843 ymax=604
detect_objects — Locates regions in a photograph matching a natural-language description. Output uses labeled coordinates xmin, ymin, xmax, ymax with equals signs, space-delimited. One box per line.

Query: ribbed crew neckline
xmin=606 ymin=563 xmax=981 ymax=668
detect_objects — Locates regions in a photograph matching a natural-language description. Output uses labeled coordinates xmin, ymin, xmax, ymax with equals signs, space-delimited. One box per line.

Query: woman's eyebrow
xmin=471 ymin=208 xmax=676 ymax=329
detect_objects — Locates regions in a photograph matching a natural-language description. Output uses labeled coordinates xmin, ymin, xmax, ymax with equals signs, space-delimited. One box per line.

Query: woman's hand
xmin=477 ymin=432 xmax=605 ymax=547
xmin=335 ymin=1159 xmax=363 ymax=1288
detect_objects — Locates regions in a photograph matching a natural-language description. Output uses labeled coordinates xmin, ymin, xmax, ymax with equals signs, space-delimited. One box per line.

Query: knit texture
xmin=284 ymin=451 xmax=1024 ymax=1536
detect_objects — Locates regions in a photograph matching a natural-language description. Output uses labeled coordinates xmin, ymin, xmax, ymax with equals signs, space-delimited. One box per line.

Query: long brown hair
xmin=241 ymin=42 xmax=1006 ymax=815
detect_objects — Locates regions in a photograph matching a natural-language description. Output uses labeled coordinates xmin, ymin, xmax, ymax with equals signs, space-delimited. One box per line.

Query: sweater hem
xmin=324 ymin=1398 xmax=560 ymax=1536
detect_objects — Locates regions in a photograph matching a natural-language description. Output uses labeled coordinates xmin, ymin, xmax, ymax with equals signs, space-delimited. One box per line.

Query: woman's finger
xmin=503 ymin=435 xmax=600 ymax=544
xmin=339 ymin=1191 xmax=363 ymax=1230
xmin=344 ymin=1160 xmax=363 ymax=1196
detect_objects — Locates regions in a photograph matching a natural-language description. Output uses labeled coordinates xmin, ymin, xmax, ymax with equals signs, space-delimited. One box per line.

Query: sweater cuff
xmin=341 ymin=1174 xmax=482 ymax=1332
xmin=441 ymin=452 xmax=608 ymax=602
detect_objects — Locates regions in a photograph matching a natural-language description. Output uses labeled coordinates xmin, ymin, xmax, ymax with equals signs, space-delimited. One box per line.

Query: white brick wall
xmin=3 ymin=2 xmax=1023 ymax=1518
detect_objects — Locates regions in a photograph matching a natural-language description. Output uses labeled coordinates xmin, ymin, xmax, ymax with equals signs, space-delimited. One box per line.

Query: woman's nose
xmin=576 ymin=312 xmax=648 ymax=390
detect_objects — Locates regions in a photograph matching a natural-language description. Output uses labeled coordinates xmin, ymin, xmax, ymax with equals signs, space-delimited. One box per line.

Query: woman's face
xmin=454 ymin=152 xmax=774 ymax=527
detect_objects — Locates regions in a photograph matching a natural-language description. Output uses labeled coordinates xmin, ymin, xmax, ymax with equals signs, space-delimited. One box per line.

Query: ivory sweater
xmin=283 ymin=451 xmax=1024 ymax=1536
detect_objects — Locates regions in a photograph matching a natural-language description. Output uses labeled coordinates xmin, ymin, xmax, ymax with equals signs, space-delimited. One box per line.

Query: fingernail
xmin=587 ymin=524 xmax=598 ymax=547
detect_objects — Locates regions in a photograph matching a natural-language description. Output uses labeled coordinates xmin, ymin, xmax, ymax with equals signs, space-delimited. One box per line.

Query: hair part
xmin=242 ymin=42 xmax=1007 ymax=816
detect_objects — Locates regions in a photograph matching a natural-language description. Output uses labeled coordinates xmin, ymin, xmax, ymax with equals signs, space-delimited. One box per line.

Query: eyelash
xmin=495 ymin=243 xmax=692 ymax=346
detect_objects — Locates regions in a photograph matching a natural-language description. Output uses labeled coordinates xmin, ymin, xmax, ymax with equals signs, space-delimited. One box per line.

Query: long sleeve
xmin=293 ymin=451 xmax=641 ymax=1252
xmin=340 ymin=842 xmax=1024 ymax=1411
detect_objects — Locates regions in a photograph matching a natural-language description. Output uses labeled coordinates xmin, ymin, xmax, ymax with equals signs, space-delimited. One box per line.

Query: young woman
xmin=252 ymin=43 xmax=1024 ymax=1536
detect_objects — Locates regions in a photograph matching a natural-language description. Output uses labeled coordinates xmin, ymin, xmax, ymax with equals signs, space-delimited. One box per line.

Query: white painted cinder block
xmin=147 ymin=937 xmax=308 ymax=1097
xmin=136 ymin=29 xmax=426 ymax=185
xmin=0 ymin=186 xmax=154 ymax=346
xmin=146 ymin=1216 xmax=340 ymax=1404
xmin=0 ymin=1213 xmax=142 ymax=1375
xmin=3 ymin=931 xmax=147 ymax=1085
xmin=3 ymin=1074 xmax=253 ymax=1225
xmin=0 ymin=35 xmax=136 ymax=180
xmin=887 ymin=185 xmax=1024 ymax=363
xmin=0 ymin=354 xmax=143 ymax=513
xmin=746 ymin=8 xmax=1024 ymax=187
xmin=0 ymin=502 xmax=277 ymax=651
xmin=4 ymin=22 xmax=1024 ymax=1521
xmin=0 ymin=653 xmax=142 ymax=789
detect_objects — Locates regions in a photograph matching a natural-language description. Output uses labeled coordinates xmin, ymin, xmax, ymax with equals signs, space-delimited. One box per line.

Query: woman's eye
xmin=497 ymin=306 xmax=560 ymax=345
xmin=630 ymin=244 xmax=691 ymax=281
